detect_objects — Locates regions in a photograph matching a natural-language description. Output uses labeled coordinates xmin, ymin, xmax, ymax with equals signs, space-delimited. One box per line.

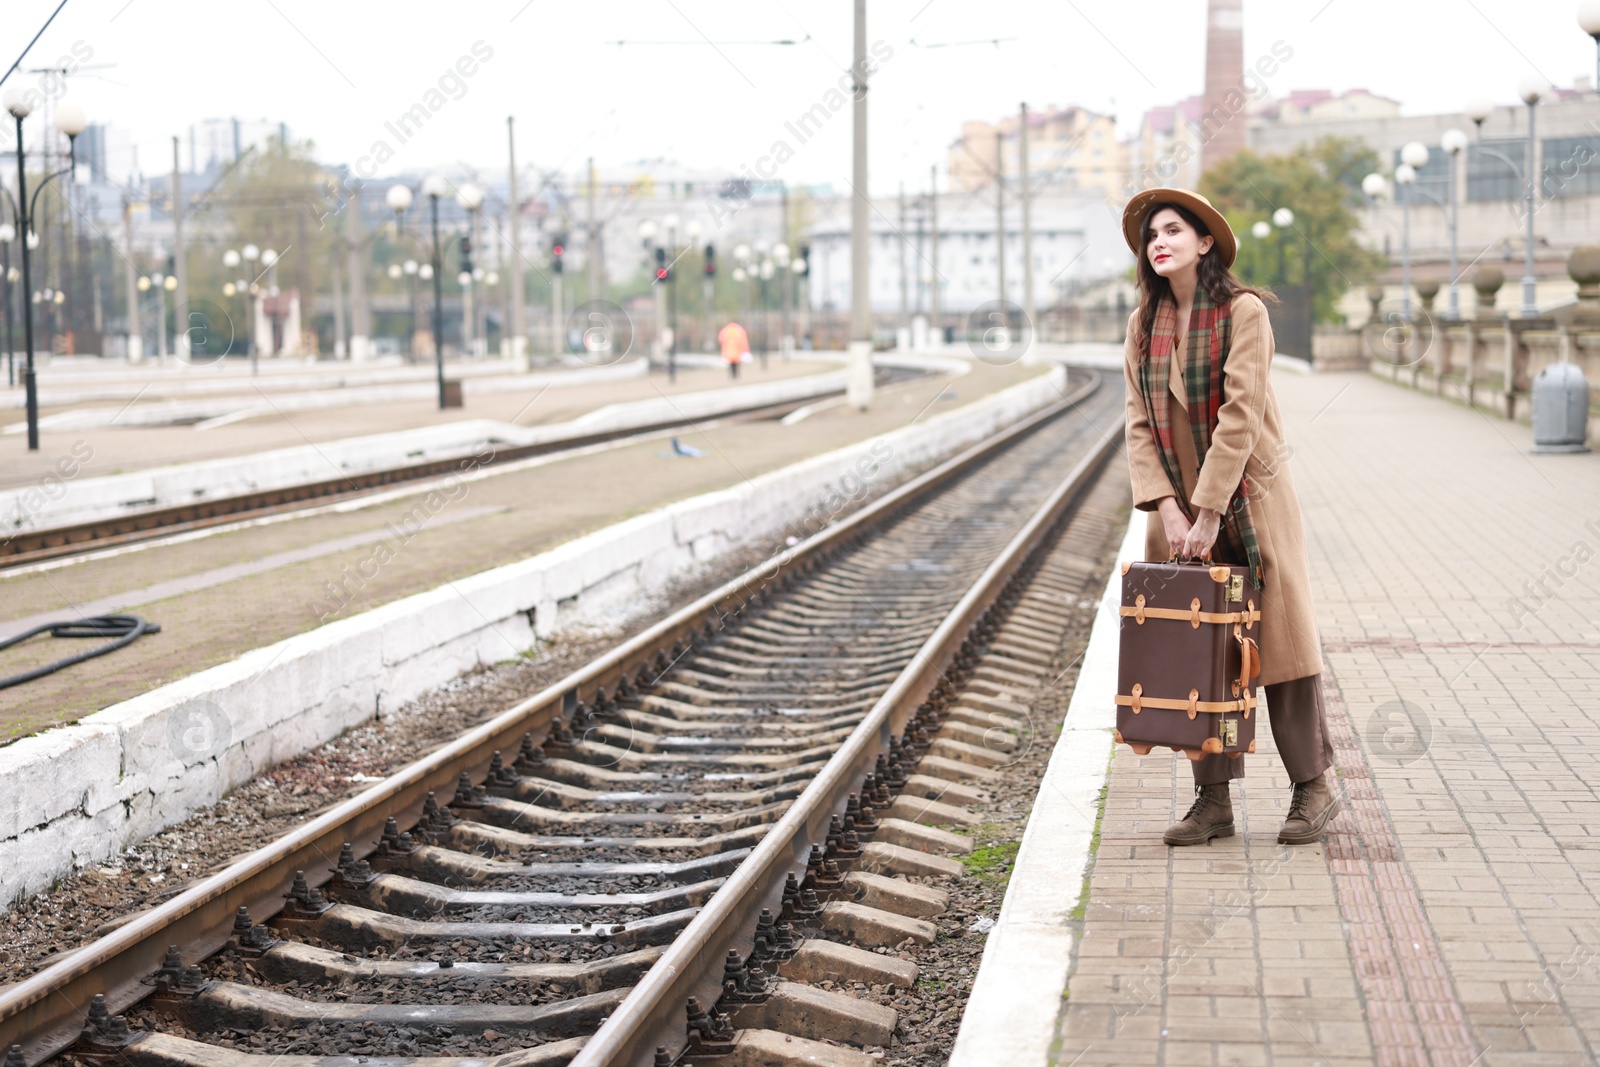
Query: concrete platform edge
xmin=948 ymin=507 xmax=1143 ymax=1067
xmin=0 ymin=365 xmax=852 ymax=533
xmin=0 ymin=365 xmax=1069 ymax=911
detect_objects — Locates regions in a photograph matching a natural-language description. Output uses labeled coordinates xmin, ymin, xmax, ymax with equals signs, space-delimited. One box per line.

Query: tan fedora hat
xmin=1121 ymin=187 xmax=1237 ymax=268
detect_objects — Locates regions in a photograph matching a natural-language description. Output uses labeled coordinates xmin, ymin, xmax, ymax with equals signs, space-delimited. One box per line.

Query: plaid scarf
xmin=1135 ymin=286 xmax=1265 ymax=588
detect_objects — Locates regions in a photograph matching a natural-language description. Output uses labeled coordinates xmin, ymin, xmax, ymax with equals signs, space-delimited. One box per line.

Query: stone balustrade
xmin=1313 ymin=248 xmax=1600 ymax=446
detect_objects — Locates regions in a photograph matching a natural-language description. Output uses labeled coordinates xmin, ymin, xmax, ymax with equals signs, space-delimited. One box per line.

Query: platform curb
xmin=948 ymin=507 xmax=1143 ymax=1067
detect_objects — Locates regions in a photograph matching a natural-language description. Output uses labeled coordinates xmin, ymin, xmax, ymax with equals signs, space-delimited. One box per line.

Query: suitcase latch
xmin=1221 ymin=718 xmax=1238 ymax=747
xmin=1227 ymin=576 xmax=1244 ymax=603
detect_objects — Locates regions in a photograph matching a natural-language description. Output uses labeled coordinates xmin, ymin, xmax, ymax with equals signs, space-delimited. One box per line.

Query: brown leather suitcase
xmin=1114 ymin=559 xmax=1262 ymax=761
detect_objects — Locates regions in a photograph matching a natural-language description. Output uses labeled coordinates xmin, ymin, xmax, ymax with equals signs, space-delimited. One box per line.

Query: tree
xmin=1200 ymin=137 xmax=1383 ymax=324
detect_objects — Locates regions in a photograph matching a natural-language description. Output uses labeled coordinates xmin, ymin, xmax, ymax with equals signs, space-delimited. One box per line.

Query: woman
xmin=1119 ymin=188 xmax=1339 ymax=847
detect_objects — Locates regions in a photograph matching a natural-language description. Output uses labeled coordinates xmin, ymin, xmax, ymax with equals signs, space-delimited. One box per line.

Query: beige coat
xmin=1122 ymin=293 xmax=1324 ymax=686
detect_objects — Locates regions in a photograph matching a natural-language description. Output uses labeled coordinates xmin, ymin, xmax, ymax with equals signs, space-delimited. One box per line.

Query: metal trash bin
xmin=441 ymin=379 xmax=464 ymax=409
xmin=1530 ymin=362 xmax=1591 ymax=453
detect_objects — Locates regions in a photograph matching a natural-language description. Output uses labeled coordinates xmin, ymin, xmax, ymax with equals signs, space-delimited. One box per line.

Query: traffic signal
xmin=460 ymin=236 xmax=473 ymax=274
xmin=798 ymin=243 xmax=810 ymax=272
xmin=704 ymin=244 xmax=715 ymax=276
xmin=551 ymin=234 xmax=566 ymax=274
xmin=654 ymin=246 xmax=669 ymax=283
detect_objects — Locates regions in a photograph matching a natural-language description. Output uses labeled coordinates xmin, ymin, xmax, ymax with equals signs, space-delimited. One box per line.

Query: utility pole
xmin=347 ymin=183 xmax=371 ymax=361
xmin=507 ymin=116 xmax=527 ymax=368
xmin=1019 ymin=102 xmax=1036 ymax=347
xmin=331 ymin=252 xmax=345 ymax=358
xmin=780 ymin=184 xmax=793 ymax=356
xmin=171 ymin=136 xmax=189 ymax=363
xmin=847 ymin=0 xmax=873 ymax=409
xmin=995 ymin=129 xmax=1007 ymax=340
xmin=897 ymin=182 xmax=908 ymax=341
xmin=587 ymin=157 xmax=601 ymax=305
xmin=123 ymin=196 xmax=142 ymax=363
xmin=929 ymin=164 xmax=940 ymax=346
xmin=464 ymin=211 xmax=478 ymax=358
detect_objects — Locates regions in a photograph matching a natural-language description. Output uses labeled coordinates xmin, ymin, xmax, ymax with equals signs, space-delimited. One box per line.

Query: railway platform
xmin=954 ymin=370 xmax=1600 ymax=1066
xmin=0 ymin=356 xmax=839 ymax=491
xmin=0 ymin=357 xmax=1033 ymax=738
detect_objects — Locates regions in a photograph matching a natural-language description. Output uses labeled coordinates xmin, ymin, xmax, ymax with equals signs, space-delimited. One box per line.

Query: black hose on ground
xmin=0 ymin=614 xmax=161 ymax=690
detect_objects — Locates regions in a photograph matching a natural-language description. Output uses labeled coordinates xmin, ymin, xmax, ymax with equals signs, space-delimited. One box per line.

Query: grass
xmin=962 ymin=839 xmax=1021 ymax=888
xmin=1067 ymin=777 xmax=1111 ymax=922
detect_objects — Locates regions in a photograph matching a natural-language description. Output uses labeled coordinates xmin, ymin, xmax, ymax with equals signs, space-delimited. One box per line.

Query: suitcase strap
xmin=1119 ymin=594 xmax=1260 ymax=629
xmin=1117 ymin=682 xmax=1257 ymax=718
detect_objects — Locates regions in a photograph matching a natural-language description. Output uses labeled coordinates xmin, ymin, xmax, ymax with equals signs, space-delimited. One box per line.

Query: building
xmin=802 ymin=190 xmax=1125 ymax=320
xmin=1264 ymin=88 xmax=1400 ymax=125
xmin=1249 ymin=81 xmax=1600 ymax=317
xmin=186 ymin=117 xmax=290 ymax=174
xmin=946 ymin=106 xmax=1126 ymax=201
xmin=1126 ymin=96 xmax=1206 ymax=200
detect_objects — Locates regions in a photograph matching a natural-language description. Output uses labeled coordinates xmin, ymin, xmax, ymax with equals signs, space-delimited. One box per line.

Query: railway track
xmin=0 ymin=367 xmax=913 ymax=571
xmin=1 ymin=368 xmax=1124 ymax=1067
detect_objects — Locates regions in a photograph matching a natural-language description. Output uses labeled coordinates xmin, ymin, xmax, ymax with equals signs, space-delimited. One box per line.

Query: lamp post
xmin=5 ymin=87 xmax=86 ymax=450
xmin=403 ymin=259 xmax=419 ymax=361
xmin=0 ymin=219 xmax=14 ymax=387
xmin=1440 ymin=128 xmax=1469 ymax=319
xmin=773 ymin=241 xmax=791 ymax=358
xmin=1394 ymin=159 xmax=1418 ymax=320
xmin=759 ymin=258 xmax=774 ymax=370
xmin=664 ymin=213 xmax=680 ymax=383
xmin=1464 ymin=90 xmax=1542 ymax=318
xmin=793 ymin=253 xmax=809 ymax=349
xmin=455 ymin=182 xmax=484 ymax=358
xmin=685 ymin=219 xmax=702 ymax=352
xmin=639 ymin=218 xmax=661 ymax=369
xmin=222 ymin=246 xmax=253 ymax=374
xmin=386 ymin=183 xmax=416 ymax=360
xmin=423 ymin=174 xmax=449 ymax=408
xmin=1516 ymin=81 xmax=1543 ymax=317
xmin=1581 ymin=1 xmax=1600 ymax=92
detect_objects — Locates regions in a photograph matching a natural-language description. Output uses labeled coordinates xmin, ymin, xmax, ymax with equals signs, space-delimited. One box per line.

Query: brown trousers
xmin=1190 ymin=673 xmax=1335 ymax=786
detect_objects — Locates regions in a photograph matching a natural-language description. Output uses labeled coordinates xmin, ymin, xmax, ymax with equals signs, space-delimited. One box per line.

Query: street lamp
xmin=1441 ymin=128 xmax=1469 ymax=319
xmin=759 ymin=259 xmax=775 ymax=368
xmin=639 ymin=218 xmax=663 ymax=372
xmin=0 ymin=221 xmax=15 ymax=387
xmin=1580 ymin=1 xmax=1600 ymax=92
xmin=662 ymin=214 xmax=681 ymax=382
xmin=1394 ymin=160 xmax=1418 ymax=319
xmin=456 ymin=182 xmax=484 ymax=357
xmin=5 ymin=85 xmax=87 ymax=450
xmin=733 ymin=243 xmax=751 ymax=349
xmin=1250 ymin=220 xmax=1271 ymax=240
xmin=423 ymin=174 xmax=450 ymax=408
xmin=402 ymin=258 xmax=420 ymax=362
xmin=1516 ymin=80 xmax=1544 ymax=317
xmin=386 ymin=183 xmax=413 ymax=215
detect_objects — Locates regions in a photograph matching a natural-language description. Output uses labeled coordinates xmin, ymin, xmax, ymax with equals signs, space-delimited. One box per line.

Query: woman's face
xmin=1145 ymin=207 xmax=1214 ymax=280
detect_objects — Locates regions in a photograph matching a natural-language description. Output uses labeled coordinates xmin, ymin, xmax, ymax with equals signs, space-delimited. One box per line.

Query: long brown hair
xmin=1132 ymin=202 xmax=1274 ymax=353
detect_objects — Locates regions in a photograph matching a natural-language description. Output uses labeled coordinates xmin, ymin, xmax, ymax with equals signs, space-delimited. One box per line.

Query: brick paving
xmin=0 ymin=360 xmax=1040 ymax=740
xmin=1054 ymin=371 xmax=1600 ymax=1066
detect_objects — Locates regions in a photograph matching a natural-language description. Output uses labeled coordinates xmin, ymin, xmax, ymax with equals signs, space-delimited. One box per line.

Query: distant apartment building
xmin=1249 ymin=79 xmax=1600 ymax=314
xmin=186 ymin=117 xmax=291 ymax=173
xmin=803 ymin=189 xmax=1124 ymax=318
xmin=946 ymin=105 xmax=1126 ymax=201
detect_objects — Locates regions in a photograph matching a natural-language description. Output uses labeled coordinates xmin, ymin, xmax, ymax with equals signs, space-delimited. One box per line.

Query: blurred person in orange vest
xmin=717 ymin=320 xmax=750 ymax=379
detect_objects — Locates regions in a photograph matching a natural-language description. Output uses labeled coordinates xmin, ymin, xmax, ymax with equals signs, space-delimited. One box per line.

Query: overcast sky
xmin=3 ymin=0 xmax=1595 ymax=193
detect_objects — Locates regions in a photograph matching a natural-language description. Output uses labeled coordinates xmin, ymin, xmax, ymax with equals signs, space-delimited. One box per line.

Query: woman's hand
xmin=1157 ymin=497 xmax=1192 ymax=558
xmin=1182 ymin=507 xmax=1222 ymax=560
